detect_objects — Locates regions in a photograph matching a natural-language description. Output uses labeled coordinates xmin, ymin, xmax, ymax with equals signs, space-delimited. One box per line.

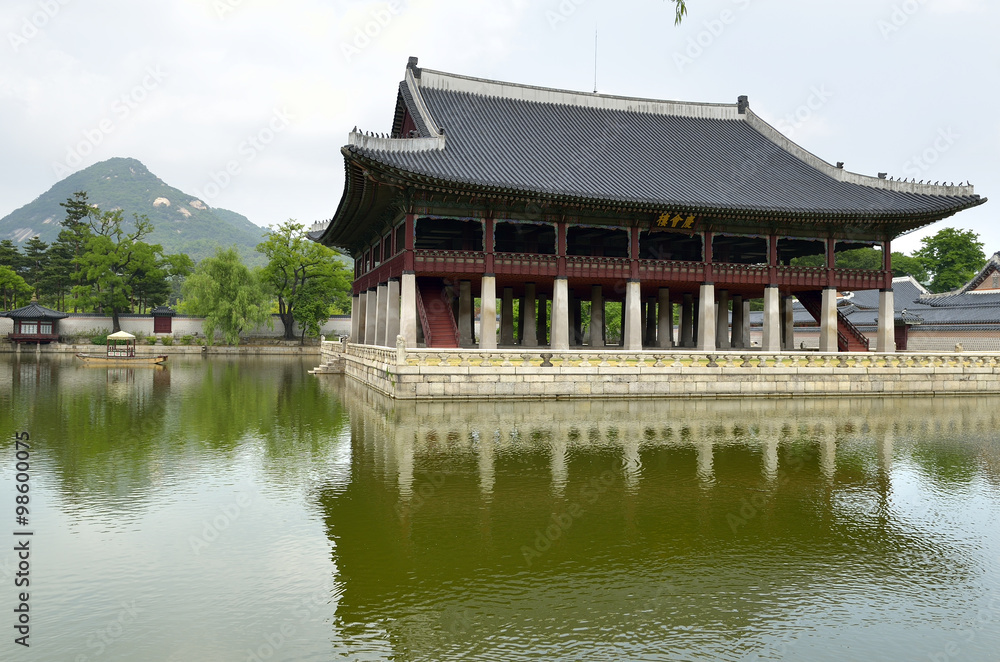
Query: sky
xmin=0 ymin=0 xmax=996 ymax=255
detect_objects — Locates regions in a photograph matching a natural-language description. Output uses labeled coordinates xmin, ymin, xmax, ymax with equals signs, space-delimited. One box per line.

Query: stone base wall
xmin=321 ymin=342 xmax=1000 ymax=400
xmin=3 ymin=343 xmax=320 ymax=356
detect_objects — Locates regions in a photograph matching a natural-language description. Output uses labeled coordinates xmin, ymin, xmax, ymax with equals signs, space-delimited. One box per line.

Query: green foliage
xmin=180 ymin=334 xmax=193 ymax=346
xmin=914 ymin=228 xmax=985 ymax=293
xmin=161 ymin=336 xmax=174 ymax=346
xmin=672 ymin=0 xmax=687 ymax=25
xmin=0 ymin=265 xmax=32 ymax=309
xmin=91 ymin=332 xmax=109 ymax=345
xmin=256 ymin=220 xmax=352 ymax=341
xmin=890 ymin=252 xmax=928 ymax=284
xmin=181 ymin=247 xmax=270 ymax=345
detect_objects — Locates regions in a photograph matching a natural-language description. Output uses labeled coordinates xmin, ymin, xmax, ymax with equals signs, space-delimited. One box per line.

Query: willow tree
xmin=182 ymin=247 xmax=270 ymax=345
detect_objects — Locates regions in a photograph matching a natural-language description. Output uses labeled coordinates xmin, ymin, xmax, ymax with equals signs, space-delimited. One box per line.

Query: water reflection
xmin=320 ymin=377 xmax=1000 ymax=661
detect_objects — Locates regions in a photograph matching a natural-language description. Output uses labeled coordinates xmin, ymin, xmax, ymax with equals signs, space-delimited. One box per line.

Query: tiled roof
xmin=3 ymin=301 xmax=68 ymax=320
xmin=340 ymin=59 xmax=984 ymax=224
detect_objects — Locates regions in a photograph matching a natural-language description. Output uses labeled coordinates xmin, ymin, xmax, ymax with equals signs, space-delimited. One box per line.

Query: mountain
xmin=0 ymin=158 xmax=269 ymax=265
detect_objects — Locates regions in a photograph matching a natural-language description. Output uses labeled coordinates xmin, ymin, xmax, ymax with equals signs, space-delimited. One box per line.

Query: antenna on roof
xmin=593 ymin=29 xmax=598 ymax=93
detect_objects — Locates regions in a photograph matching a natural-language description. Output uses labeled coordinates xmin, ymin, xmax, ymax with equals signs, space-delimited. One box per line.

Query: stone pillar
xmin=385 ymin=278 xmax=400 ymax=346
xmin=551 ymin=277 xmax=569 ymax=350
xmin=364 ymin=289 xmax=377 ymax=345
xmin=400 ymin=273 xmax=418 ymax=348
xmin=819 ymin=287 xmax=838 ymax=352
xmin=762 ymin=286 xmax=781 ymax=351
xmin=657 ymin=288 xmax=672 ymax=348
xmin=375 ymin=282 xmax=388 ymax=346
xmin=458 ymin=280 xmax=474 ymax=346
xmin=681 ymin=293 xmax=694 ymax=347
xmin=781 ymin=296 xmax=795 ymax=351
xmin=624 ymin=281 xmax=643 ymax=351
xmin=537 ymin=294 xmax=548 ymax=346
xmin=350 ymin=294 xmax=360 ymax=342
xmin=644 ymin=297 xmax=657 ymax=347
xmin=522 ymin=282 xmax=538 ymax=347
xmin=590 ymin=285 xmax=604 ymax=348
xmin=730 ymin=294 xmax=743 ymax=349
xmin=480 ymin=275 xmax=497 ymax=350
xmin=877 ymin=289 xmax=896 ymax=353
xmin=500 ymin=287 xmax=515 ymax=346
xmin=696 ymin=283 xmax=716 ymax=351
xmin=715 ymin=289 xmax=730 ymax=350
xmin=517 ymin=295 xmax=524 ymax=344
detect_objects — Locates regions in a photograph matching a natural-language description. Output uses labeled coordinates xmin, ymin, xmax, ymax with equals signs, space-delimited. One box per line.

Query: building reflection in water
xmin=318 ymin=376 xmax=1000 ymax=661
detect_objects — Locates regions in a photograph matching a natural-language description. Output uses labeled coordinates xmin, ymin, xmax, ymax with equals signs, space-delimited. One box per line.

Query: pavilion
xmin=3 ymin=299 xmax=67 ymax=345
xmin=314 ymin=57 xmax=984 ymax=354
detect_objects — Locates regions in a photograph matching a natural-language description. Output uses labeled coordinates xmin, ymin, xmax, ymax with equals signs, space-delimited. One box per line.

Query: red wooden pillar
xmin=703 ymin=231 xmax=713 ymax=283
xmin=557 ymin=221 xmax=567 ymax=277
xmin=403 ymin=213 xmax=415 ymax=271
xmin=629 ymin=226 xmax=640 ymax=280
xmin=484 ymin=216 xmax=495 ymax=275
xmin=826 ymin=237 xmax=836 ymax=288
xmin=768 ymin=234 xmax=778 ymax=285
xmin=883 ymin=239 xmax=892 ymax=289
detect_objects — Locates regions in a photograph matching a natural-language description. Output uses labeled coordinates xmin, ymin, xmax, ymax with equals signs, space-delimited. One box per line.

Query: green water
xmin=2 ymin=355 xmax=1000 ymax=661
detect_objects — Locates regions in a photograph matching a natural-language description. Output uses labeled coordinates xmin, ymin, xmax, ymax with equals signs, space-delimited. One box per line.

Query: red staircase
xmin=417 ymin=279 xmax=459 ymax=348
xmin=794 ymin=291 xmax=870 ymax=352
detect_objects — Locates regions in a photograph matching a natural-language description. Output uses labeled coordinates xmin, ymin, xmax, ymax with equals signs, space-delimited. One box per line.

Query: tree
xmin=0 ymin=239 xmax=26 ymax=274
xmin=913 ymin=227 xmax=985 ymax=293
xmin=181 ymin=247 xmax=270 ymax=345
xmin=57 ymin=192 xmax=94 ymax=310
xmin=0 ymin=265 xmax=32 ymax=310
xmin=890 ymin=252 xmax=928 ymax=284
xmin=256 ymin=221 xmax=351 ymax=341
xmin=77 ymin=208 xmax=164 ymax=331
xmin=671 ymin=0 xmax=687 ymax=24
xmin=22 ymin=236 xmax=49 ymax=295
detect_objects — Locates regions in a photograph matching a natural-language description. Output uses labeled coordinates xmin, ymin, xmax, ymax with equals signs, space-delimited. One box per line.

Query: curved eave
xmin=346 ymin=148 xmax=986 ymax=229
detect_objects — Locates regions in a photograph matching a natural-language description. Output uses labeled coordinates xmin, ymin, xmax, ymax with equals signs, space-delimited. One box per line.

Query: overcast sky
xmin=1 ymin=0 xmax=995 ymax=254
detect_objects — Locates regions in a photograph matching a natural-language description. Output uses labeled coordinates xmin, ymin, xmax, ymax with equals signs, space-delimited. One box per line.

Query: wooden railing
xmin=566 ymin=255 xmax=631 ymax=279
xmin=413 ymin=250 xmax=485 ymax=275
xmin=495 ymin=253 xmax=559 ymax=276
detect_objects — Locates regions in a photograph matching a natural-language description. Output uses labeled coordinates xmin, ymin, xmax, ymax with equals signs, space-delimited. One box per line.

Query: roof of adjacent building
xmin=3 ymin=301 xmax=68 ymax=320
xmin=324 ymin=57 xmax=984 ymax=243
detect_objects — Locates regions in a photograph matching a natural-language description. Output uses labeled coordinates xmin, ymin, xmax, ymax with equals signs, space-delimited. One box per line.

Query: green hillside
xmin=0 ymin=157 xmax=269 ymax=264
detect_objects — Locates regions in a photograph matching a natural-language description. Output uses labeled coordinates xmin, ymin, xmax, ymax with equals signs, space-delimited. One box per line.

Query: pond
xmin=2 ymin=354 xmax=1000 ymax=661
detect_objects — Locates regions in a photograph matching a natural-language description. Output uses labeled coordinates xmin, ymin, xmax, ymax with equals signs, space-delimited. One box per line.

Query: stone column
xmin=819 ymin=287 xmax=838 ymax=352
xmin=657 ymin=288 xmax=673 ymax=348
xmin=522 ymin=282 xmax=538 ymax=347
xmin=730 ymin=294 xmax=743 ymax=349
xmin=480 ymin=275 xmax=497 ymax=350
xmin=500 ymin=287 xmax=515 ymax=346
xmin=589 ymin=285 xmax=604 ymax=349
xmin=364 ymin=288 xmax=377 ymax=345
xmin=400 ymin=273 xmax=418 ymax=348
xmin=781 ymin=296 xmax=795 ymax=351
xmin=681 ymin=293 xmax=694 ymax=347
xmin=350 ymin=294 xmax=360 ymax=342
xmin=458 ymin=280 xmax=474 ymax=346
xmin=385 ymin=278 xmax=400 ymax=346
xmin=374 ymin=282 xmax=388 ymax=346
xmin=571 ymin=292 xmax=583 ymax=346
xmin=696 ymin=283 xmax=716 ymax=351
xmin=624 ymin=281 xmax=643 ymax=351
xmin=877 ymin=289 xmax=896 ymax=353
xmin=762 ymin=285 xmax=781 ymax=351
xmin=715 ymin=289 xmax=730 ymax=350
xmin=551 ymin=277 xmax=569 ymax=350
xmin=742 ymin=299 xmax=751 ymax=349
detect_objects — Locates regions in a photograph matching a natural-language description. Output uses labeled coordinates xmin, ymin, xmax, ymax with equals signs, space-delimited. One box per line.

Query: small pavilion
xmin=314 ymin=57 xmax=985 ymax=353
xmin=4 ymin=300 xmax=67 ymax=345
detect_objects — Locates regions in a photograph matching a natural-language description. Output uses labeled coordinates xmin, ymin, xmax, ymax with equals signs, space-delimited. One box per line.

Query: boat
xmin=76 ymin=330 xmax=168 ymax=365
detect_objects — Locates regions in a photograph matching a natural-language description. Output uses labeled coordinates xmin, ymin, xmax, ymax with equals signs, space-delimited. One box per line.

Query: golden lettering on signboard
xmin=655 ymin=213 xmax=697 ymax=229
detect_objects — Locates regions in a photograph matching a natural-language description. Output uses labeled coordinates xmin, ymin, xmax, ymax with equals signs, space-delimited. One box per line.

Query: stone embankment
xmin=317 ymin=339 xmax=1000 ymax=400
